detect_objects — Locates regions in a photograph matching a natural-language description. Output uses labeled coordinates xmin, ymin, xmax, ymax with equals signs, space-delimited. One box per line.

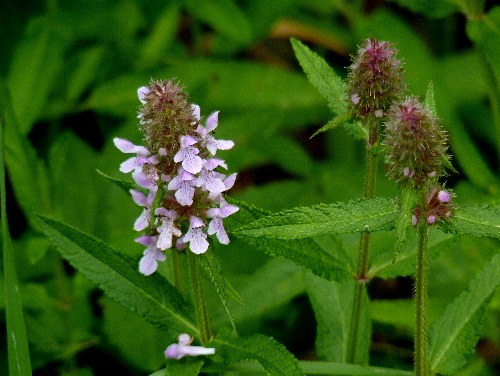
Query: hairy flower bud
xmin=384 ymin=97 xmax=449 ymax=187
xmin=115 ymin=79 xmax=238 ymax=275
xmin=412 ymin=186 xmax=453 ymax=226
xmin=347 ymin=39 xmax=405 ymax=120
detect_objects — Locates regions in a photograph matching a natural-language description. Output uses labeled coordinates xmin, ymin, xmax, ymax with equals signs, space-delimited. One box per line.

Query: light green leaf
xmin=445 ymin=205 xmax=500 ymax=239
xmin=235 ymin=197 xmax=397 ymax=240
xmin=290 ymin=38 xmax=347 ymax=115
xmin=34 ymin=214 xmax=198 ymax=337
xmin=185 ymin=0 xmax=252 ymax=45
xmin=66 ymin=46 xmax=105 ymax=102
xmin=215 ymin=333 xmax=303 ymax=376
xmin=306 ymin=274 xmax=370 ymax=364
xmin=1 ymin=116 xmax=32 ymax=375
xmin=310 ymin=112 xmax=354 ymax=139
xmin=165 ymin=359 xmax=204 ymax=376
xmin=197 ymin=251 xmax=236 ymax=333
xmin=96 ymin=169 xmax=136 ymax=195
xmin=429 ymin=253 xmax=500 ymax=375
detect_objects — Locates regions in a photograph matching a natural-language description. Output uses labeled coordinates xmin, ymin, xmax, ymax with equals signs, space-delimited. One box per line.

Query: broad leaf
xmin=235 ymin=197 xmax=397 ymax=239
xmin=197 ymin=251 xmax=237 ymax=333
xmin=300 ymin=361 xmax=414 ymax=375
xmin=429 ymin=253 xmax=500 ymax=375
xmin=1 ymin=117 xmax=32 ymax=375
xmin=165 ymin=359 xmax=204 ymax=376
xmin=306 ymin=273 xmax=370 ymax=364
xmin=445 ymin=205 xmax=500 ymax=239
xmin=34 ymin=214 xmax=198 ymax=337
xmin=290 ymin=38 xmax=347 ymax=115
xmin=215 ymin=332 xmax=303 ymax=376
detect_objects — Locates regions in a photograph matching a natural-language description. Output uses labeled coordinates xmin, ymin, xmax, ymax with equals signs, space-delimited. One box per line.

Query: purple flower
xmin=155 ymin=208 xmax=182 ymax=250
xmin=438 ymin=190 xmax=451 ymax=203
xmin=165 ymin=333 xmax=215 ymax=360
xmin=168 ymin=168 xmax=196 ymax=206
xmin=136 ymin=236 xmax=166 ymax=276
xmin=181 ymin=216 xmax=209 ymax=254
xmin=206 ymin=203 xmax=239 ymax=244
xmin=113 ymin=138 xmax=153 ymax=173
xmin=174 ymin=136 xmax=203 ymax=174
xmin=196 ymin=111 xmax=234 ymax=155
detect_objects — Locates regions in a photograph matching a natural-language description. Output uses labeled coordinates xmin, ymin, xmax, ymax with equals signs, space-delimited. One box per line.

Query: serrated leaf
xmin=197 ymin=251 xmax=237 ymax=333
xmin=33 ymin=214 xmax=198 ymax=337
xmin=215 ymin=333 xmax=303 ymax=376
xmin=306 ymin=274 xmax=370 ymax=364
xmin=393 ymin=187 xmax=418 ymax=259
xmin=429 ymin=253 xmax=500 ymax=375
xmin=300 ymin=361 xmax=414 ymax=375
xmin=96 ymin=169 xmax=136 ymax=195
xmin=235 ymin=197 xmax=397 ymax=240
xmin=1 ymin=116 xmax=32 ymax=375
xmin=291 ymin=38 xmax=347 ymax=115
xmin=445 ymin=205 xmax=500 ymax=239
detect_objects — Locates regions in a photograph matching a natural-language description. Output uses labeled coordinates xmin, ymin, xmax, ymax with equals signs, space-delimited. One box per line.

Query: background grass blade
xmin=1 ymin=117 xmax=32 ymax=375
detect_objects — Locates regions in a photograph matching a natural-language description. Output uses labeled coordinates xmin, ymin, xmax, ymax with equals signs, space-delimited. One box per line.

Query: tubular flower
xmin=347 ymin=38 xmax=405 ymax=120
xmin=384 ymin=97 xmax=450 ymax=187
xmin=114 ymin=80 xmax=238 ymax=275
xmin=165 ymin=334 xmax=215 ymax=360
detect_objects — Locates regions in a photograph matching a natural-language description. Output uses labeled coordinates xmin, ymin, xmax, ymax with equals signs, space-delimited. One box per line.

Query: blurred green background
xmin=1 ymin=0 xmax=499 ymax=375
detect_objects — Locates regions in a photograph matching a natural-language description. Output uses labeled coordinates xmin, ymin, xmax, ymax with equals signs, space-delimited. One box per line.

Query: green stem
xmin=415 ymin=190 xmax=429 ymax=376
xmin=188 ymin=251 xmax=211 ymax=343
xmin=346 ymin=121 xmax=378 ymax=364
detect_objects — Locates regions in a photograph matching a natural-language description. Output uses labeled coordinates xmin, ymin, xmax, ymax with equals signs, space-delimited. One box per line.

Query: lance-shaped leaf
xmin=215 ymin=332 xmax=303 ymax=376
xmin=290 ymin=38 xmax=347 ymax=115
xmin=34 ymin=214 xmax=198 ymax=336
xmin=234 ymin=197 xmax=397 ymax=240
xmin=429 ymin=253 xmax=500 ymax=375
xmin=444 ymin=205 xmax=500 ymax=239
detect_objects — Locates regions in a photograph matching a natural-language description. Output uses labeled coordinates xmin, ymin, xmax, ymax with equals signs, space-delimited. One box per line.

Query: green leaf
xmin=310 ymin=112 xmax=353 ymax=139
xmin=1 ymin=116 xmax=32 ymax=375
xmin=424 ymin=81 xmax=437 ymax=117
xmin=7 ymin=22 xmax=64 ymax=134
xmin=33 ymin=214 xmax=198 ymax=337
xmin=393 ymin=187 xmax=418 ymax=259
xmin=445 ymin=205 xmax=500 ymax=239
xmin=230 ymin=200 xmax=352 ymax=282
xmin=185 ymin=0 xmax=252 ymax=45
xmin=235 ymin=197 xmax=397 ymax=240
xmin=215 ymin=333 xmax=303 ymax=376
xmin=96 ymin=169 xmax=136 ymax=195
xmin=306 ymin=274 xmax=370 ymax=364
xmin=429 ymin=253 xmax=500 ymax=375
xmin=197 ymin=251 xmax=237 ymax=333
xmin=290 ymin=38 xmax=347 ymax=115
xmin=300 ymin=361 xmax=414 ymax=375
xmin=165 ymin=359 xmax=204 ymax=376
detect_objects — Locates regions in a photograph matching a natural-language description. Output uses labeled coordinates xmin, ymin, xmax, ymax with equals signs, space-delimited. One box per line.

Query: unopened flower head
xmin=347 ymin=38 xmax=405 ymax=120
xmin=114 ymin=79 xmax=239 ymax=275
xmin=412 ymin=186 xmax=454 ymax=226
xmin=384 ymin=97 xmax=449 ymax=187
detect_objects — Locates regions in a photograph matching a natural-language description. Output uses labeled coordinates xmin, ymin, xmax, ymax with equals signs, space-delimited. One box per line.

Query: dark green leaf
xmin=310 ymin=112 xmax=354 ymax=139
xmin=34 ymin=214 xmax=198 ymax=337
xmin=96 ymin=169 xmax=136 ymax=195
xmin=290 ymin=38 xmax=347 ymax=115
xmin=235 ymin=197 xmax=397 ymax=239
xmin=429 ymin=253 xmax=500 ymax=375
xmin=215 ymin=333 xmax=303 ymax=376
xmin=1 ymin=115 xmax=32 ymax=375
xmin=445 ymin=205 xmax=500 ymax=239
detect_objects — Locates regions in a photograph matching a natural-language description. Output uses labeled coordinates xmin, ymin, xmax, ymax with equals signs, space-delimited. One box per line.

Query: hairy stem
xmin=188 ymin=251 xmax=212 ymax=343
xmin=346 ymin=121 xmax=378 ymax=363
xmin=415 ymin=189 xmax=429 ymax=376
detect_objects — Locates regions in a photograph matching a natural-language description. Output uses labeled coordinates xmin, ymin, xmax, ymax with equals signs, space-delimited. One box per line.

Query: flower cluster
xmin=347 ymin=38 xmax=405 ymax=120
xmin=165 ymin=333 xmax=215 ymax=360
xmin=114 ymin=80 xmax=239 ymax=276
xmin=412 ymin=187 xmax=453 ymax=226
xmin=384 ymin=97 xmax=450 ymax=187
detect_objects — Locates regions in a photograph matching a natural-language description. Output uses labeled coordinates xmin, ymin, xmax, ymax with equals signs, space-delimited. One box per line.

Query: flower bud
xmin=347 ymin=39 xmax=405 ymax=120
xmin=384 ymin=97 xmax=449 ymax=187
xmin=412 ymin=186 xmax=453 ymax=226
